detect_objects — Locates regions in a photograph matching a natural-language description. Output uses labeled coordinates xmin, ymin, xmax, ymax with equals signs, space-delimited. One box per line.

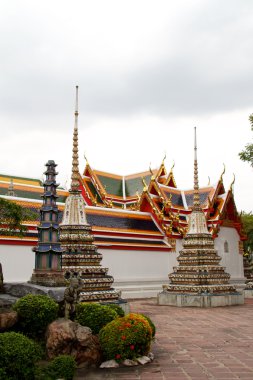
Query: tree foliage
xmin=0 ymin=198 xmax=37 ymax=236
xmin=239 ymin=114 xmax=253 ymax=167
xmin=241 ymin=211 xmax=253 ymax=254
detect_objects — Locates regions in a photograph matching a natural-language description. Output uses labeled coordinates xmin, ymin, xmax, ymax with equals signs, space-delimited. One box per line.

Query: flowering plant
xmin=99 ymin=313 xmax=152 ymax=362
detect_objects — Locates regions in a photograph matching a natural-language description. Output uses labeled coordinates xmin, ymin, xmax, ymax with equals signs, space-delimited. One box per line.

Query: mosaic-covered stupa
xmin=158 ymin=128 xmax=243 ymax=306
xmin=60 ymin=86 xmax=119 ymax=302
xmin=31 ymin=160 xmax=65 ymax=286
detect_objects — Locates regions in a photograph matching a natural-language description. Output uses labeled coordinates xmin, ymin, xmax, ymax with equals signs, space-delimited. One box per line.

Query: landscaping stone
xmin=0 ymin=310 xmax=18 ymax=331
xmin=0 ymin=293 xmax=18 ymax=311
xmin=136 ymin=355 xmax=151 ymax=365
xmin=122 ymin=359 xmax=138 ymax=366
xmin=4 ymin=282 xmax=65 ymax=302
xmin=99 ymin=360 xmax=119 ymax=368
xmin=46 ymin=318 xmax=101 ymax=367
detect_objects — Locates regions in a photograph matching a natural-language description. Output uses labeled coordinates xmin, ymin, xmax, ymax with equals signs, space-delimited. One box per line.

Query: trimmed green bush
xmin=99 ymin=313 xmax=152 ymax=362
xmin=106 ymin=303 xmax=125 ymax=317
xmin=36 ymin=355 xmax=76 ymax=380
xmin=13 ymin=294 xmax=59 ymax=337
xmin=140 ymin=314 xmax=156 ymax=338
xmin=0 ymin=332 xmax=42 ymax=380
xmin=75 ymin=303 xmax=118 ymax=334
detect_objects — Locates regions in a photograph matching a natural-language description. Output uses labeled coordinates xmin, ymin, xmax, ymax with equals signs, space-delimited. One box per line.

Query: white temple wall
xmin=0 ymin=244 xmax=34 ymax=282
xmin=100 ymin=248 xmax=177 ymax=298
xmin=214 ymin=226 xmax=245 ymax=284
xmin=0 ymin=227 xmax=245 ymax=298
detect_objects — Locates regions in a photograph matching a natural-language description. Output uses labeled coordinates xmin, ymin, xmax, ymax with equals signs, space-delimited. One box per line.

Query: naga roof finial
xmin=70 ymin=85 xmax=80 ymax=193
xmin=230 ymin=173 xmax=235 ymax=192
xmin=142 ymin=177 xmax=148 ymax=191
xmin=149 ymin=164 xmax=155 ymax=180
xmin=84 ymin=152 xmax=89 ymax=166
xmin=193 ymin=127 xmax=201 ymax=211
xmin=162 ymin=152 xmax=166 ymax=165
xmin=220 ymin=163 xmax=226 ymax=182
xmin=170 ymin=161 xmax=175 ymax=172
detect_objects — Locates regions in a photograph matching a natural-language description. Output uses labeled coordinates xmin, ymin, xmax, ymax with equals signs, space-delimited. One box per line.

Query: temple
xmin=0 ymin=120 xmax=248 ymax=298
xmin=60 ymin=86 xmax=119 ymax=302
xmin=158 ymin=128 xmax=244 ymax=307
xmin=30 ymin=160 xmax=65 ymax=287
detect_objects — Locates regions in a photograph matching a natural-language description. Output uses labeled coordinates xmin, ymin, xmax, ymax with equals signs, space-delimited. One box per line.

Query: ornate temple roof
xmin=0 ymin=159 xmax=245 ymax=247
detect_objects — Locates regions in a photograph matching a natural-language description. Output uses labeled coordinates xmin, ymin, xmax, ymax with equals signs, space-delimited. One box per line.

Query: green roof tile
xmin=125 ymin=174 xmax=151 ymax=197
xmin=0 ymin=173 xmax=42 ymax=186
xmin=97 ymin=175 xmax=123 ymax=197
xmin=86 ymin=181 xmax=103 ymax=204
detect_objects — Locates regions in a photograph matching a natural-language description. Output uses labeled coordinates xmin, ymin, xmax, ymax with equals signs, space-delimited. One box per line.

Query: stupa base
xmin=30 ymin=271 xmax=66 ymax=287
xmin=79 ymin=289 xmax=120 ymax=303
xmin=244 ymin=288 xmax=253 ymax=298
xmin=100 ymin=299 xmax=130 ymax=314
xmin=157 ymin=291 xmax=244 ymax=307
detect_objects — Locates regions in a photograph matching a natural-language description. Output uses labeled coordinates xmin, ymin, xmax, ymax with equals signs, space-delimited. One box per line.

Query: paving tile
xmin=74 ymin=298 xmax=253 ymax=380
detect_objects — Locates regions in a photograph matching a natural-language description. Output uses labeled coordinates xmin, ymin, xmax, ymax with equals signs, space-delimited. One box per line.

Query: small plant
xmin=36 ymin=355 xmax=76 ymax=380
xmin=0 ymin=332 xmax=42 ymax=380
xmin=140 ymin=314 xmax=156 ymax=338
xmin=13 ymin=294 xmax=59 ymax=337
xmin=99 ymin=313 xmax=152 ymax=362
xmin=106 ymin=303 xmax=125 ymax=317
xmin=75 ymin=303 xmax=118 ymax=334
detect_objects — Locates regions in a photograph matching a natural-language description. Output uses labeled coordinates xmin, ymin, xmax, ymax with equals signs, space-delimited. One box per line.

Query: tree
xmin=241 ymin=212 xmax=253 ymax=255
xmin=0 ymin=198 xmax=38 ymax=236
xmin=239 ymin=114 xmax=253 ymax=167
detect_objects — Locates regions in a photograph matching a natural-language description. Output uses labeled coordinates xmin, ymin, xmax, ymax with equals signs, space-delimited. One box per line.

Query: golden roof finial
xmin=136 ymin=190 xmax=141 ymax=201
xmin=84 ymin=152 xmax=89 ymax=165
xmin=149 ymin=164 xmax=155 ymax=180
xmin=230 ymin=173 xmax=235 ymax=192
xmin=162 ymin=152 xmax=166 ymax=165
xmin=142 ymin=177 xmax=148 ymax=191
xmin=70 ymin=85 xmax=80 ymax=193
xmin=220 ymin=163 xmax=226 ymax=182
xmin=170 ymin=161 xmax=175 ymax=172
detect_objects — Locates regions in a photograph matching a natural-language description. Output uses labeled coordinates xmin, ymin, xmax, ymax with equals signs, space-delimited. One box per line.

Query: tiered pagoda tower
xmin=59 ymin=86 xmax=119 ymax=302
xmin=158 ymin=128 xmax=244 ymax=307
xmin=30 ymin=160 xmax=65 ymax=286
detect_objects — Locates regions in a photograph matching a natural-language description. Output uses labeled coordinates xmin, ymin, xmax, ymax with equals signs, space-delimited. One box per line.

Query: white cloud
xmin=0 ymin=0 xmax=252 ymax=212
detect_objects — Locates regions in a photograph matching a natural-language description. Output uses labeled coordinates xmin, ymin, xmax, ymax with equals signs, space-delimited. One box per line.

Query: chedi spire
xmin=158 ymin=128 xmax=243 ymax=307
xmin=70 ymin=85 xmax=80 ymax=193
xmin=60 ymin=87 xmax=119 ymax=303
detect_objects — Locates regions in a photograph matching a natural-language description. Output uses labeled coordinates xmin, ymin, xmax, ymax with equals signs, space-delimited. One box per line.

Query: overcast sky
xmin=0 ymin=0 xmax=252 ymax=212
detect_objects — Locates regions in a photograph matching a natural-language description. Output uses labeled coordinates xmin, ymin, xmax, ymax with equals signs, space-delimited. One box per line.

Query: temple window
xmin=224 ymin=241 xmax=229 ymax=253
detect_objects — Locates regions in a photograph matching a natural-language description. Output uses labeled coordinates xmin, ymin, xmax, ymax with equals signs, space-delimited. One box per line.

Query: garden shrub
xmin=35 ymin=355 xmax=76 ymax=380
xmin=106 ymin=303 xmax=125 ymax=317
xmin=99 ymin=313 xmax=152 ymax=362
xmin=75 ymin=303 xmax=118 ymax=334
xmin=0 ymin=331 xmax=42 ymax=380
xmin=13 ymin=294 xmax=59 ymax=337
xmin=140 ymin=314 xmax=156 ymax=338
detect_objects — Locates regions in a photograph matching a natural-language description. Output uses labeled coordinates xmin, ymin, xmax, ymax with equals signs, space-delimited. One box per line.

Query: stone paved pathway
xmin=75 ymin=298 xmax=253 ymax=380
